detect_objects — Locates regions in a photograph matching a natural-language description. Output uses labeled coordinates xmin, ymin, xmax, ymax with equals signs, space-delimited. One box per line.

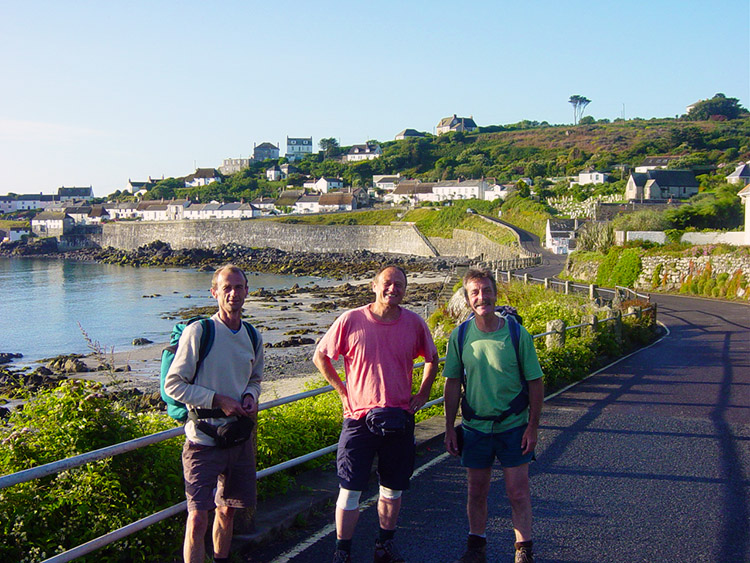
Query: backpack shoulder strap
xmin=195 ymin=318 xmax=215 ymax=374
xmin=242 ymin=321 xmax=261 ymax=355
xmin=456 ymin=316 xmax=474 ymax=388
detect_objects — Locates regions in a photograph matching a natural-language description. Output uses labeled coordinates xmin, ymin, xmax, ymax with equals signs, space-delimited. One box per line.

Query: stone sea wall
xmin=97 ymin=219 xmax=519 ymax=260
xmin=637 ymin=254 xmax=750 ymax=290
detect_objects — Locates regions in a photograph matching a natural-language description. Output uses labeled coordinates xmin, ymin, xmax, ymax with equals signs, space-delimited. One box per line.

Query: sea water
xmin=0 ymin=258 xmax=326 ymax=364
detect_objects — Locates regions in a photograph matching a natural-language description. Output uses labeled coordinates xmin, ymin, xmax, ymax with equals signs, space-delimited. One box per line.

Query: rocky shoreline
xmin=1 ymin=243 xmax=455 ymax=417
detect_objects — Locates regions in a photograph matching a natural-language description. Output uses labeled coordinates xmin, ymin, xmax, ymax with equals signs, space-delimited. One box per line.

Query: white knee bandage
xmin=379 ymin=486 xmax=402 ymax=500
xmin=336 ymin=488 xmax=362 ymax=511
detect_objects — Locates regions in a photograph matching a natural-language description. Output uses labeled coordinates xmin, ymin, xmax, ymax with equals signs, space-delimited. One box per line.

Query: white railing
xmin=2 ymin=302 xmax=655 ymax=563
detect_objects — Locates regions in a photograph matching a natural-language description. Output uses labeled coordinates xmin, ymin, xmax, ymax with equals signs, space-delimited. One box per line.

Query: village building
xmin=344 ymin=143 xmax=381 ymax=162
xmin=625 ymin=170 xmax=699 ymax=201
xmin=319 ymin=192 xmax=355 ymax=212
xmin=219 ymin=157 xmax=253 ymax=175
xmin=31 ymin=211 xmax=74 ymax=237
xmin=253 ymin=142 xmax=280 ymax=161
xmin=436 ymin=114 xmax=478 ymax=135
xmin=285 ymin=137 xmax=313 ymax=161
xmin=433 ymin=179 xmax=487 ymax=201
xmin=58 ymin=186 xmax=94 ymax=201
xmin=727 ymin=162 xmax=750 ymax=186
xmin=545 ymin=218 xmax=588 ymax=254
xmin=634 ymin=156 xmax=681 ymax=173
xmin=294 ymin=194 xmax=320 ymax=214
xmin=185 ymin=169 xmax=221 ymax=188
xmin=394 ymin=129 xmax=427 ymax=140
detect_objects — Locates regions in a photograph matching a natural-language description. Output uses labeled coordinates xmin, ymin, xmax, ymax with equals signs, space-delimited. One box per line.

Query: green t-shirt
xmin=443 ymin=318 xmax=543 ymax=434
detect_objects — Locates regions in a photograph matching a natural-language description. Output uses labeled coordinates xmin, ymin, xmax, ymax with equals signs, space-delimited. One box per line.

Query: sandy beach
xmin=74 ymin=271 xmax=451 ymax=401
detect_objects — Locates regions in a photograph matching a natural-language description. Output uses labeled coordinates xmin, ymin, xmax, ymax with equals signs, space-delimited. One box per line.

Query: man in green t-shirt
xmin=443 ymin=268 xmax=544 ymax=563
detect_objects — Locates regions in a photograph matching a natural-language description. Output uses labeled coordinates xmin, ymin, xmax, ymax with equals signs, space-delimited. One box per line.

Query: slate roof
xmin=392 ymin=182 xmax=435 ymax=195
xmin=639 ymin=156 xmax=680 ymax=168
xmin=58 ymin=186 xmax=94 ymax=197
xmin=631 ymin=170 xmax=699 ymax=188
xmin=727 ymin=162 xmax=750 ymax=179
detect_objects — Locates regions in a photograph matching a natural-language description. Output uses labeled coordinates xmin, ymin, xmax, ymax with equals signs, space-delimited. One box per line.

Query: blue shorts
xmin=460 ymin=423 xmax=534 ymax=469
xmin=336 ymin=415 xmax=415 ymax=491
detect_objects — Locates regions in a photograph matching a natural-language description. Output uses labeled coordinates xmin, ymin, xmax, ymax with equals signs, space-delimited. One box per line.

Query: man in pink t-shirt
xmin=314 ymin=265 xmax=439 ymax=563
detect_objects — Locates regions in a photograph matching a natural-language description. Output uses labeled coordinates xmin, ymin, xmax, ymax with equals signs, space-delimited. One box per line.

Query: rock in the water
xmin=132 ymin=337 xmax=153 ymax=346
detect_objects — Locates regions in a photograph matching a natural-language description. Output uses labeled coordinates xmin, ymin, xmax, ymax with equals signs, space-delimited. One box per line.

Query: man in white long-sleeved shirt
xmin=165 ymin=264 xmax=263 ymax=563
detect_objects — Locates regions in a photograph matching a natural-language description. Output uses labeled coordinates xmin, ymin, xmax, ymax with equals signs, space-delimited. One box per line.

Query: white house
xmin=253 ymin=142 xmax=280 ymax=161
xmin=373 ymin=174 xmax=400 ymax=191
xmin=575 ymin=169 xmax=609 ymax=185
xmin=103 ymin=202 xmax=139 ymax=220
xmin=15 ymin=194 xmax=59 ymax=211
xmin=314 ymin=177 xmax=344 ymax=193
xmin=738 ymin=184 xmax=750 ymax=245
xmin=213 ymin=202 xmax=259 ymax=219
xmin=286 ymin=137 xmax=313 ymax=161
xmin=250 ymin=197 xmax=277 ymax=214
xmin=545 ymin=218 xmax=587 ymax=254
xmin=319 ymin=192 xmax=355 ymax=212
xmin=266 ymin=165 xmax=282 ymax=181
xmin=433 ymin=179 xmax=487 ymax=201
xmin=387 ymin=182 xmax=438 ymax=204
xmin=31 ymin=211 xmax=73 ymax=237
xmin=483 ymin=183 xmax=510 ymax=201
xmin=140 ymin=203 xmax=169 ymax=221
xmin=294 ymin=194 xmax=320 ymax=214
xmin=345 ymin=143 xmax=381 ymax=162
xmin=727 ymin=162 xmax=750 ymax=186
xmin=185 ymin=169 xmax=221 ymax=187
xmin=2 ymin=225 xmax=31 ymax=242
xmin=0 ymin=195 xmax=17 ymax=214
xmin=394 ymin=129 xmax=427 ymax=140
xmin=167 ymin=199 xmax=190 ymax=220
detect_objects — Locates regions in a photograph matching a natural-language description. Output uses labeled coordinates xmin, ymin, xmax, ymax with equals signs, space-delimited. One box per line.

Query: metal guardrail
xmin=4 ymin=297 xmax=655 ymax=563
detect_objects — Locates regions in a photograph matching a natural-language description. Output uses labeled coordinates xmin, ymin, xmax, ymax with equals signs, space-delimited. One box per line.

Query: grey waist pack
xmin=365 ymin=407 xmax=413 ymax=436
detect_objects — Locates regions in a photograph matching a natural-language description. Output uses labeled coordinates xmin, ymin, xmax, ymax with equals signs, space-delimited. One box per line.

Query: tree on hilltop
xmin=569 ymin=95 xmax=591 ymax=125
xmin=319 ymin=137 xmax=340 ymax=158
xmin=686 ymin=93 xmax=747 ymax=121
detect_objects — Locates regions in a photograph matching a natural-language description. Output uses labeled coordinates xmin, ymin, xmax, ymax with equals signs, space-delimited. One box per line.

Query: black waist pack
xmin=195 ymin=416 xmax=255 ymax=449
xmin=365 ymin=407 xmax=412 ymax=436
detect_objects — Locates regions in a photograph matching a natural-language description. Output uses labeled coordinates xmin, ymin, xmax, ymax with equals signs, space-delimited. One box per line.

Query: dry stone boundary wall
xmin=98 ymin=220 xmax=519 ymax=260
xmin=638 ymin=254 xmax=750 ymax=290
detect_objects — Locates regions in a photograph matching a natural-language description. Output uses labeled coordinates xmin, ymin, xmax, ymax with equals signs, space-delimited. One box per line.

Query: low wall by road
xmin=97 ymin=220 xmax=522 ymax=261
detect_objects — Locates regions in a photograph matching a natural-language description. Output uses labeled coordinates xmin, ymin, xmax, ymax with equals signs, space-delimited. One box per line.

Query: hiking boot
xmin=373 ymin=538 xmax=405 ymax=563
xmin=332 ymin=548 xmax=352 ymax=563
xmin=514 ymin=545 xmax=534 ymax=563
xmin=456 ymin=535 xmax=486 ymax=563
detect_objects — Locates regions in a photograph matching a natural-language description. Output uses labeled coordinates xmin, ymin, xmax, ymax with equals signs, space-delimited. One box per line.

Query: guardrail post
xmin=523 ymin=273 xmax=529 ymax=285
xmin=612 ymin=288 xmax=622 ymax=309
xmin=612 ymin=309 xmax=623 ymax=345
xmin=627 ymin=306 xmax=642 ymax=319
xmin=589 ymin=284 xmax=598 ymax=301
xmin=564 ymin=280 xmax=570 ymax=294
xmin=544 ymin=277 xmax=550 ymax=289
xmin=546 ymin=319 xmax=566 ymax=349
xmin=582 ymin=314 xmax=598 ymax=338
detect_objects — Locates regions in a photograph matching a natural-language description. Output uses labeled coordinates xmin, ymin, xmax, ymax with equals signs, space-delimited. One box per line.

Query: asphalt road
xmin=243 ymin=292 xmax=749 ymax=563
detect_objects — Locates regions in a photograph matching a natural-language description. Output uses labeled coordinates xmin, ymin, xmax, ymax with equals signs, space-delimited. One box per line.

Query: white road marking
xmin=269 ymin=451 xmax=451 ymax=563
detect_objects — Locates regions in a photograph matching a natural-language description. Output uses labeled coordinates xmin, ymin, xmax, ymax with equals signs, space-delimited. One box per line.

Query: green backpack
xmin=159 ymin=316 xmax=260 ymax=422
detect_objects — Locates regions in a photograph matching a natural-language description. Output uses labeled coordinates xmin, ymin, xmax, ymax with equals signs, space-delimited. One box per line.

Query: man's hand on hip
xmin=213 ymin=393 xmax=252 ymax=417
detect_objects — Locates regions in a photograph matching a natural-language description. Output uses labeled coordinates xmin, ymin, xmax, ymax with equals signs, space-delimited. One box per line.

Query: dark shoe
xmin=333 ymin=548 xmax=352 ymax=563
xmin=514 ymin=546 xmax=534 ymax=563
xmin=456 ymin=535 xmax=486 ymax=563
xmin=374 ymin=538 xmax=405 ymax=563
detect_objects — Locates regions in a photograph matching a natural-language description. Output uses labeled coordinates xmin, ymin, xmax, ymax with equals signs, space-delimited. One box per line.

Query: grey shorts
xmin=182 ymin=439 xmax=256 ymax=512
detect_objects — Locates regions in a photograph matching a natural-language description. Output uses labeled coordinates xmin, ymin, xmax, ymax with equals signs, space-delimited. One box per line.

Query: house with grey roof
xmin=185 ymin=168 xmax=222 ymax=188
xmin=58 ymin=186 xmax=94 ymax=201
xmin=31 ymin=211 xmax=74 ymax=237
xmin=294 ymin=194 xmax=320 ymax=214
xmin=634 ymin=156 xmax=681 ymax=173
xmin=395 ymin=129 xmax=427 ymax=140
xmin=254 ymin=142 xmax=280 ymax=161
xmin=344 ymin=143 xmax=381 ymax=162
xmin=625 ymin=170 xmax=699 ymax=201
xmin=286 ymin=137 xmax=313 ymax=161
xmin=727 ymin=162 xmax=750 ymax=186
xmin=436 ymin=114 xmax=477 ymax=135
xmin=545 ymin=218 xmax=589 ymax=254
xmin=387 ymin=182 xmax=438 ymax=204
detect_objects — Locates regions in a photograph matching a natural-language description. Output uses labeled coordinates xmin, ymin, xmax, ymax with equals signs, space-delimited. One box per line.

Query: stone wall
xmin=99 ymin=220 xmax=435 ymax=256
xmin=428 ymin=229 xmax=521 ymax=261
xmin=97 ymin=220 xmax=521 ymax=261
xmin=638 ymin=254 xmax=750 ymax=290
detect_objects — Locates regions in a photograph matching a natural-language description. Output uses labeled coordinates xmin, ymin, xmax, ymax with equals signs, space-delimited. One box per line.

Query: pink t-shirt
xmin=316 ymin=304 xmax=438 ymax=419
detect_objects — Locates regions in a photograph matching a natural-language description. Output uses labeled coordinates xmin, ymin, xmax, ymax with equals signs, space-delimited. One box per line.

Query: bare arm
xmin=409 ymin=352 xmax=440 ymax=413
xmin=521 ymin=378 xmax=544 ymax=454
xmin=443 ymin=377 xmax=462 ymax=456
xmin=313 ymin=348 xmax=348 ymax=407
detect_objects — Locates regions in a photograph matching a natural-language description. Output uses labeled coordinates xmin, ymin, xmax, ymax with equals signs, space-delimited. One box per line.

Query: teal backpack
xmin=160 ymin=316 xmax=260 ymax=422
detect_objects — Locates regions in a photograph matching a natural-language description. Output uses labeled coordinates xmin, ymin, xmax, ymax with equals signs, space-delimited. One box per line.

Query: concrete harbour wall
xmin=98 ymin=220 xmax=519 ymax=261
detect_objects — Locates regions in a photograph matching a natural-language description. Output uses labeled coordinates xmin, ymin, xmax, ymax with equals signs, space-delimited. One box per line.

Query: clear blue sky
xmin=1 ymin=0 xmax=748 ymax=196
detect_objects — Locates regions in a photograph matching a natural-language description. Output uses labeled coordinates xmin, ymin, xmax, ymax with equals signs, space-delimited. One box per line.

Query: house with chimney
xmin=625 ymin=170 xmax=699 ymax=201
xmin=436 ymin=114 xmax=478 ymax=135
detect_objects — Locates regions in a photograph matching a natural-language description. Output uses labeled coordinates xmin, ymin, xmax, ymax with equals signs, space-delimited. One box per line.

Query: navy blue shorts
xmin=461 ymin=423 xmax=534 ymax=469
xmin=337 ymin=414 xmax=415 ymax=491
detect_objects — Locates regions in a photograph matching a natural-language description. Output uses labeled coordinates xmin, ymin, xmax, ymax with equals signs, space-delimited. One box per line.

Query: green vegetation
xmin=273 ymin=208 xmax=400 ymax=225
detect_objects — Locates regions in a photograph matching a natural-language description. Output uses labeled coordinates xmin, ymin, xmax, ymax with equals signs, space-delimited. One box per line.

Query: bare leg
xmin=466 ymin=467 xmax=492 ymax=535
xmin=212 ymin=506 xmax=236 ymax=559
xmin=184 ymin=509 xmax=208 ymax=563
xmin=503 ymin=464 xmax=532 ymax=542
xmin=336 ymin=507 xmax=360 ymax=540
xmin=377 ymin=495 xmax=402 ymax=530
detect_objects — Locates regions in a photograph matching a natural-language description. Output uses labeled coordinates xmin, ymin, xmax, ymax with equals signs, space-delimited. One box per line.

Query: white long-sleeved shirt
xmin=164 ymin=313 xmax=263 ymax=445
